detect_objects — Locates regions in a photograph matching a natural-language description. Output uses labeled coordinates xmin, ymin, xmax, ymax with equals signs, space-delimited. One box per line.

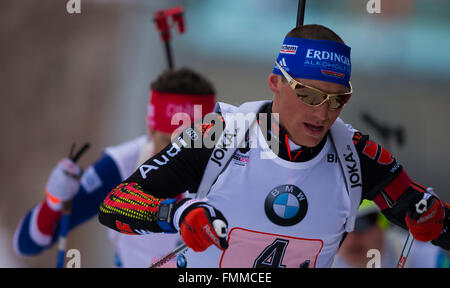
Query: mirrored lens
xmin=294 ymin=87 xmax=327 ymax=106
xmin=328 ymin=94 xmax=351 ymax=109
xmin=295 ymin=86 xmax=351 ymax=109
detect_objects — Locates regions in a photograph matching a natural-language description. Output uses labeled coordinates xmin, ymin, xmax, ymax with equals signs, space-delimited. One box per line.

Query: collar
xmin=256 ymin=102 xmax=327 ymax=162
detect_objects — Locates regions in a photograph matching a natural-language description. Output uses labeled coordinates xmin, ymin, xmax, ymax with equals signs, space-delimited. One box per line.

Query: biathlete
xmin=98 ymin=25 xmax=450 ymax=268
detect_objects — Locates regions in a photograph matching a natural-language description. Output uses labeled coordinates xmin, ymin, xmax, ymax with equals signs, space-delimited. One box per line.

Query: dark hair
xmin=150 ymin=67 xmax=215 ymax=95
xmin=285 ymin=24 xmax=345 ymax=44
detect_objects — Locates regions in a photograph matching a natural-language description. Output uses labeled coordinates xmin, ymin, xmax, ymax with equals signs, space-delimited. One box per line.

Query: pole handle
xmin=153 ymin=6 xmax=185 ymax=71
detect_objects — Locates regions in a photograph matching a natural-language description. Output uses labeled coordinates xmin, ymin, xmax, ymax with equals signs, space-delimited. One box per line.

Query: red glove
xmin=405 ymin=193 xmax=446 ymax=242
xmin=179 ymin=203 xmax=228 ymax=252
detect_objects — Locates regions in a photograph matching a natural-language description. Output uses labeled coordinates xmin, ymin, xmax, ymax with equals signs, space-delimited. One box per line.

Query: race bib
xmin=219 ymin=227 xmax=323 ymax=268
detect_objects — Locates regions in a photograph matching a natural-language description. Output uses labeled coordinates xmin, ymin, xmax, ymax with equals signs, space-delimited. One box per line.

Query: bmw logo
xmin=264 ymin=185 xmax=308 ymax=226
xmin=177 ymin=254 xmax=187 ymax=268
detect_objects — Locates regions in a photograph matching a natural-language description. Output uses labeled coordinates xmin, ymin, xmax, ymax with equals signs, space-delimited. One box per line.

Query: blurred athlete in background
xmin=14 ymin=68 xmax=216 ymax=267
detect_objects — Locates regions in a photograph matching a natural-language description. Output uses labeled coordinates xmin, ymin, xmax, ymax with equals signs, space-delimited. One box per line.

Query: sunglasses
xmin=276 ymin=62 xmax=352 ymax=110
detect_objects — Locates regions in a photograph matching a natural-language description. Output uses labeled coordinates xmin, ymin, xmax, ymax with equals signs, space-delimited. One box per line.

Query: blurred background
xmin=1 ymin=0 xmax=449 ymax=267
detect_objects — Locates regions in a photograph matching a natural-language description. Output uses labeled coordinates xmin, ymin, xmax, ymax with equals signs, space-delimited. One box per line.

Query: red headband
xmin=147 ymin=90 xmax=216 ymax=134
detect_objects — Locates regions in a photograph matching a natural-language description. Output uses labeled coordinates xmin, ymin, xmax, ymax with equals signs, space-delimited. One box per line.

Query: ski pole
xmin=56 ymin=142 xmax=90 ymax=268
xmin=149 ymin=242 xmax=188 ymax=268
xmin=296 ymin=0 xmax=306 ymax=27
xmin=149 ymin=219 xmax=227 ymax=268
xmin=397 ymin=192 xmax=432 ymax=268
xmin=153 ymin=6 xmax=185 ymax=70
xmin=148 ymin=5 xmax=188 ymax=269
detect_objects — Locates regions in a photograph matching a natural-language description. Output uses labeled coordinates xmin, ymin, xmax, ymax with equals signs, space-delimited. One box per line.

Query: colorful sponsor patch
xmin=280 ymin=44 xmax=298 ymax=55
xmin=232 ymin=153 xmax=249 ymax=166
xmin=321 ymin=69 xmax=345 ymax=79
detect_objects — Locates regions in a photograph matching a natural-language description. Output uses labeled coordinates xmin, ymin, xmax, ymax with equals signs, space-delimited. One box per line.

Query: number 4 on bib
xmin=254 ymin=238 xmax=289 ymax=268
xmin=219 ymin=228 xmax=323 ymax=268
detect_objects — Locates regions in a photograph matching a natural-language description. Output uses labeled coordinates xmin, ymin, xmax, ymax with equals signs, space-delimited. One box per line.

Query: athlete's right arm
xmin=98 ymin=115 xmax=225 ymax=235
xmin=13 ymin=158 xmax=81 ymax=256
xmin=13 ymin=150 xmax=126 ymax=256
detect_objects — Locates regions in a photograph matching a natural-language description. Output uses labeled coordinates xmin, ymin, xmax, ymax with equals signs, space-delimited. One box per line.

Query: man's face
xmin=270 ymin=74 xmax=349 ymax=147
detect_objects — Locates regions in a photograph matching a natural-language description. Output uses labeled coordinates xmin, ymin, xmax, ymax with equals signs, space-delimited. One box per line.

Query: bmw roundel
xmin=177 ymin=254 xmax=187 ymax=268
xmin=265 ymin=185 xmax=308 ymax=226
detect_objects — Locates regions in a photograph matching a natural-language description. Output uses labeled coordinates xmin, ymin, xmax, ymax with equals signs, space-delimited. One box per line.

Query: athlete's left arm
xmin=354 ymin=132 xmax=450 ymax=250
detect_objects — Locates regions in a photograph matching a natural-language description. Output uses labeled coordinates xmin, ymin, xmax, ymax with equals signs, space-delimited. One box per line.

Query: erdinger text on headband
xmin=272 ymin=37 xmax=352 ymax=89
